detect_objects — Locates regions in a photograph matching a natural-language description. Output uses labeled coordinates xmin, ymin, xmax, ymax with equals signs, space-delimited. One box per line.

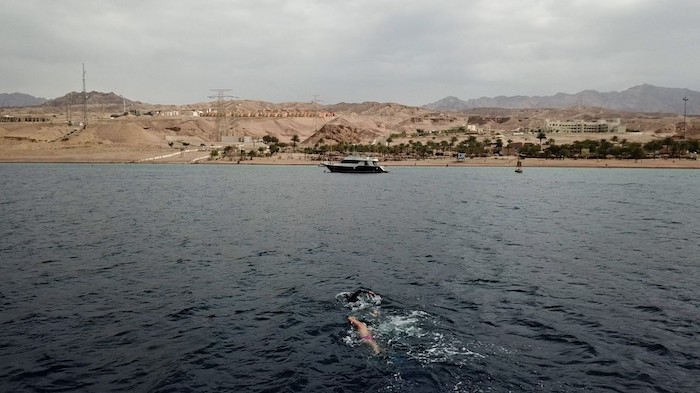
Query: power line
xmin=67 ymin=92 xmax=72 ymax=126
xmin=82 ymin=63 xmax=88 ymax=129
xmin=683 ymin=96 xmax=688 ymax=137
xmin=208 ymin=89 xmax=236 ymax=142
xmin=312 ymin=95 xmax=323 ymax=133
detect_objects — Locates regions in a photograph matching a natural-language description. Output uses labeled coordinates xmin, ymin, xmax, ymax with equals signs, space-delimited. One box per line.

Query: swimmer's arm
xmin=348 ymin=316 xmax=381 ymax=354
xmin=366 ymin=339 xmax=381 ymax=354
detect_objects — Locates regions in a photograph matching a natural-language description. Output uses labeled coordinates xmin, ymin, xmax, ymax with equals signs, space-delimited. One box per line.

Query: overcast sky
xmin=2 ymin=0 xmax=699 ymax=105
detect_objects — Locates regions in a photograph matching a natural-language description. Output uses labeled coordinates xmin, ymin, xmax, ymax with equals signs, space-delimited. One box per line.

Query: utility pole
xmin=67 ymin=92 xmax=72 ymax=126
xmin=683 ymin=96 xmax=688 ymax=137
xmin=208 ymin=89 xmax=235 ymax=142
xmin=311 ymin=94 xmax=323 ymax=133
xmin=82 ymin=63 xmax=88 ymax=128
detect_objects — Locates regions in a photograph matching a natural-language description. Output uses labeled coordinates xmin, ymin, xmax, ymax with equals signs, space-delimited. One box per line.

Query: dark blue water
xmin=1 ymin=164 xmax=698 ymax=392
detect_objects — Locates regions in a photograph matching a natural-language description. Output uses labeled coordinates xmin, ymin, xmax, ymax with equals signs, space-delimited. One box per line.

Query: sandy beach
xmin=235 ymin=156 xmax=700 ymax=169
xmin=1 ymin=146 xmax=698 ymax=169
xmin=1 ymin=113 xmax=698 ymax=169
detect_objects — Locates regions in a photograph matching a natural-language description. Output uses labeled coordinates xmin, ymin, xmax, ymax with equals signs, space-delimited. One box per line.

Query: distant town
xmin=0 ymin=86 xmax=697 ymax=165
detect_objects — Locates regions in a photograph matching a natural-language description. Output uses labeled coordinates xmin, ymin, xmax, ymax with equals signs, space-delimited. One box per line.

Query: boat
xmin=321 ymin=155 xmax=388 ymax=173
xmin=515 ymin=159 xmax=523 ymax=173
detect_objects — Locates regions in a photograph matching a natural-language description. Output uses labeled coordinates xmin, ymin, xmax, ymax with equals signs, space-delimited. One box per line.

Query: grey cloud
xmin=2 ymin=0 xmax=698 ymax=105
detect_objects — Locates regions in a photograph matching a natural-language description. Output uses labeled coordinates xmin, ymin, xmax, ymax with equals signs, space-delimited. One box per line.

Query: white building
xmin=221 ymin=136 xmax=270 ymax=154
xmin=545 ymin=119 xmax=626 ymax=133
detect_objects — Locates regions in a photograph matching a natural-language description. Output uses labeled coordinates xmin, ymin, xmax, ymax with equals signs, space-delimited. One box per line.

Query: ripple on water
xmin=1 ymin=165 xmax=699 ymax=392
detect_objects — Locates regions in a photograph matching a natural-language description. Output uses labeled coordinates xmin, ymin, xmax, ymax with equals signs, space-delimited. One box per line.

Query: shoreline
xmin=1 ymin=151 xmax=698 ymax=169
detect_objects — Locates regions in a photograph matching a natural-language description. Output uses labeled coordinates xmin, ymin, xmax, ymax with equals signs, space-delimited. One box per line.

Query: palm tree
xmin=506 ymin=139 xmax=514 ymax=155
xmin=465 ymin=136 xmax=479 ymax=156
xmin=598 ymin=139 xmax=613 ymax=157
xmin=536 ymin=130 xmax=547 ymax=148
xmin=450 ymin=136 xmax=458 ymax=150
xmin=494 ymin=138 xmax=503 ymax=154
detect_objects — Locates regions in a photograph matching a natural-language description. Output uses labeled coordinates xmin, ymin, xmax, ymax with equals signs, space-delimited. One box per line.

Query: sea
xmin=0 ymin=163 xmax=698 ymax=393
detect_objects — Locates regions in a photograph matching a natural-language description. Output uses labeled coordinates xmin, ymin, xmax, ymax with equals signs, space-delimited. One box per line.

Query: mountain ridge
xmin=4 ymin=84 xmax=698 ymax=115
xmin=424 ymin=84 xmax=699 ymax=115
xmin=41 ymin=91 xmax=148 ymax=110
xmin=0 ymin=92 xmax=47 ymax=107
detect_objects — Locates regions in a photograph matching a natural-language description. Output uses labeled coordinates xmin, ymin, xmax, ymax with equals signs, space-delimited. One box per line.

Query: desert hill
xmin=304 ymin=117 xmax=384 ymax=145
xmin=1 ymin=97 xmax=697 ymax=146
xmin=42 ymin=91 xmax=162 ymax=113
xmin=1 ymin=86 xmax=698 ymax=164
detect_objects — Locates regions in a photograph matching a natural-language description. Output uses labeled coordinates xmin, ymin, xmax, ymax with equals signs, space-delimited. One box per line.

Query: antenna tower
xmin=312 ymin=94 xmax=323 ymax=133
xmin=683 ymin=96 xmax=689 ymax=137
xmin=67 ymin=92 xmax=73 ymax=126
xmin=82 ymin=63 xmax=88 ymax=128
xmin=208 ymin=89 xmax=235 ymax=142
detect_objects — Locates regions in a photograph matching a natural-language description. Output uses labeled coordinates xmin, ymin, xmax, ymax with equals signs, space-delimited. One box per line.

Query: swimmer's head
xmin=339 ymin=289 xmax=381 ymax=309
xmin=346 ymin=289 xmax=378 ymax=302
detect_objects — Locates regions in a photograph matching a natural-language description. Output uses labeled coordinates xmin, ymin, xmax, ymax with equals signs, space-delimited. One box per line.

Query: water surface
xmin=1 ymin=164 xmax=698 ymax=392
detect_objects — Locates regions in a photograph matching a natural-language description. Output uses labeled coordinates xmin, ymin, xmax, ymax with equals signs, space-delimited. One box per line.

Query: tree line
xmin=214 ymin=131 xmax=698 ymax=161
xmin=523 ymin=136 xmax=699 ymax=159
xmin=297 ymin=134 xmax=699 ymax=160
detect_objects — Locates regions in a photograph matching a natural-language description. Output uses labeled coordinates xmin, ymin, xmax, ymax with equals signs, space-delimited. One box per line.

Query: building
xmin=0 ymin=115 xmax=49 ymax=123
xmin=221 ymin=136 xmax=270 ymax=154
xmin=545 ymin=119 xmax=626 ymax=133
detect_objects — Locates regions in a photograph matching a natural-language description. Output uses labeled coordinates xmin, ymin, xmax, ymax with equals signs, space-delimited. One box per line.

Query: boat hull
xmin=324 ymin=164 xmax=387 ymax=173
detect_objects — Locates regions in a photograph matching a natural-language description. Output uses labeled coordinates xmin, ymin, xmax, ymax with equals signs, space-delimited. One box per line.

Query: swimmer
xmin=348 ymin=316 xmax=381 ymax=354
xmin=344 ymin=289 xmax=377 ymax=303
xmin=340 ymin=289 xmax=382 ymax=313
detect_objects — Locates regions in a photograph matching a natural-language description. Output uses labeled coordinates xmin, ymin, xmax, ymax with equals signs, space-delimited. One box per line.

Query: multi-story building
xmin=545 ymin=119 xmax=626 ymax=133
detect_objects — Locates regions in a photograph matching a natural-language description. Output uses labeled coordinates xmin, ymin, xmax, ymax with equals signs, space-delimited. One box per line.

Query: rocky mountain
xmin=326 ymin=102 xmax=424 ymax=117
xmin=0 ymin=93 xmax=47 ymax=107
xmin=425 ymin=84 xmax=700 ymax=115
xmin=41 ymin=91 xmax=146 ymax=111
xmin=303 ymin=117 xmax=384 ymax=145
xmin=3 ymin=89 xmax=695 ymax=147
